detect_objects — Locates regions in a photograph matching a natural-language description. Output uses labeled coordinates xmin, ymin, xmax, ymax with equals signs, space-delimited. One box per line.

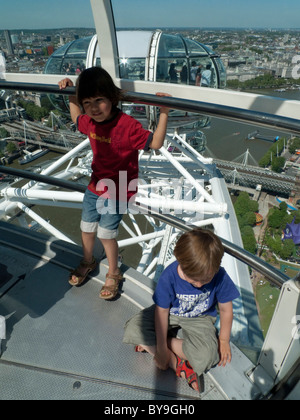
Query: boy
xmin=59 ymin=67 xmax=170 ymax=299
xmin=123 ymin=228 xmax=240 ymax=392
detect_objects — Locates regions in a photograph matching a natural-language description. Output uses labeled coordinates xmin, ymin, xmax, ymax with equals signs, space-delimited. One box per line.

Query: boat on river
xmin=18 ymin=148 xmax=49 ymax=165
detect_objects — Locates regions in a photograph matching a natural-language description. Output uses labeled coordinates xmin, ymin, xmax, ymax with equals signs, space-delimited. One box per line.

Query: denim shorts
xmin=80 ymin=189 xmax=125 ymax=239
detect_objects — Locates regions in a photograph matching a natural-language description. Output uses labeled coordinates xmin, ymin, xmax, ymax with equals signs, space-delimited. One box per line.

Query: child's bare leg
xmin=167 ymin=337 xmax=186 ymax=360
xmin=135 ymin=345 xmax=156 ymax=356
xmin=135 ymin=343 xmax=177 ymax=372
xmin=167 ymin=337 xmax=199 ymax=391
xmin=136 ymin=338 xmax=186 ymax=365
xmin=136 ymin=339 xmax=199 ymax=392
xmin=71 ymin=231 xmax=96 ymax=282
xmin=82 ymin=231 xmax=96 ymax=261
xmin=100 ymin=238 xmax=119 ymax=274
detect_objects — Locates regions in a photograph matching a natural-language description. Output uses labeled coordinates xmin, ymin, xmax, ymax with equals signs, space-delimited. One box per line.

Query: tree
xmin=264 ymin=201 xmax=296 ymax=260
xmin=265 ymin=234 xmax=295 ymax=259
xmin=288 ymin=137 xmax=300 ymax=155
xmin=279 ymin=201 xmax=288 ymax=212
xmin=259 ymin=137 xmax=286 ymax=169
xmin=271 ymin=156 xmax=285 ymax=173
xmin=280 ymin=239 xmax=295 ymax=259
xmin=17 ymin=99 xmax=49 ymax=121
xmin=6 ymin=142 xmax=17 ymax=154
xmin=227 ymin=74 xmax=288 ymax=91
xmin=292 ymin=210 xmax=300 ymax=224
xmin=241 ymin=226 xmax=257 ymax=254
xmin=234 ymin=192 xmax=258 ymax=254
xmin=241 ymin=211 xmax=257 ymax=227
xmin=234 ymin=191 xmax=258 ymax=217
xmin=268 ymin=207 xmax=287 ymax=229
xmin=259 ymin=152 xmax=272 ymax=168
xmin=0 ymin=127 xmax=9 ymax=139
xmin=265 ymin=235 xmax=282 ymax=255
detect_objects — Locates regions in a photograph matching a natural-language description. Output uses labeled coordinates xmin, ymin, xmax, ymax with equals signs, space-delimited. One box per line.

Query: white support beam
xmin=90 ymin=0 xmax=119 ymax=79
xmin=135 ymin=196 xmax=227 ymax=215
xmin=159 ymin=145 xmax=216 ymax=204
xmin=16 ymin=202 xmax=75 ymax=243
xmin=1 ymin=188 xmax=84 ymax=203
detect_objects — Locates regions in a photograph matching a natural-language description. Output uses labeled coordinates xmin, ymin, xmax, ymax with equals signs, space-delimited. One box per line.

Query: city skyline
xmin=0 ymin=0 xmax=300 ymax=30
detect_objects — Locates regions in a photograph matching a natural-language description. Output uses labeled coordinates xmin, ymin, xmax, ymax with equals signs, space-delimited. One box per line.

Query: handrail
xmin=0 ymin=166 xmax=87 ymax=193
xmin=1 ymin=80 xmax=300 ymax=134
xmin=0 ymin=165 xmax=289 ymax=287
xmin=134 ymin=203 xmax=289 ymax=288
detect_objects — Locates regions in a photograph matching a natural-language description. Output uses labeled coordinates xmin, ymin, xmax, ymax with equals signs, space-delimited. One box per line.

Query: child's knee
xmin=183 ymin=338 xmax=219 ymax=375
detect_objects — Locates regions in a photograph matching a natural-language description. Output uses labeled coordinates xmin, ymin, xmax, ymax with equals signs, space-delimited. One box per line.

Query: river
xmin=204 ymin=88 xmax=300 ymax=163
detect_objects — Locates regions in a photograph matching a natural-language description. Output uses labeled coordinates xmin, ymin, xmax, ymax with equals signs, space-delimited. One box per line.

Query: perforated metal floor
xmin=0 ymin=223 xmax=228 ymax=400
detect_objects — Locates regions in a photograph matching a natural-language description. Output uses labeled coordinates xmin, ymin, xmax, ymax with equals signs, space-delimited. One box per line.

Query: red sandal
xmin=175 ymin=355 xmax=201 ymax=393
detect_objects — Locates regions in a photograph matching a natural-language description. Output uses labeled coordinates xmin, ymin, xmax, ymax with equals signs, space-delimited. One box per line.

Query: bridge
xmin=214 ymin=158 xmax=298 ymax=195
xmin=0 ymin=118 xmax=85 ymax=151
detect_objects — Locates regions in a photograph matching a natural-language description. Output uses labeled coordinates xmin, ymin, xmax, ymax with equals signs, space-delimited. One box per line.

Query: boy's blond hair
xmin=174 ymin=228 xmax=224 ymax=280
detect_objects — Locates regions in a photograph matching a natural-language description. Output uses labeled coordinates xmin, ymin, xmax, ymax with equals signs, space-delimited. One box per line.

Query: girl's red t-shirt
xmin=77 ymin=110 xmax=153 ymax=202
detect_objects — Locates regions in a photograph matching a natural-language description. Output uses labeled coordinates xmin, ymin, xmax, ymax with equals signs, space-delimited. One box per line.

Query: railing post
xmin=248 ymin=276 xmax=300 ymax=394
xmin=0 ymin=316 xmax=5 ymax=356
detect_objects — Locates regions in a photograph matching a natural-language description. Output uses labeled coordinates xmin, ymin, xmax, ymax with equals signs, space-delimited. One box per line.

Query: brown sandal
xmin=69 ymin=257 xmax=97 ymax=286
xmin=99 ymin=270 xmax=123 ymax=300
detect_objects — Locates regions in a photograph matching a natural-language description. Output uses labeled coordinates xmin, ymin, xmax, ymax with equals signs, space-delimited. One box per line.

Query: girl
xmin=59 ymin=67 xmax=171 ymax=300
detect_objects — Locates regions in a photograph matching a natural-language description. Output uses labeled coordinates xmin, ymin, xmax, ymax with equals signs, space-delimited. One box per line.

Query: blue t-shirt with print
xmin=153 ymin=261 xmax=240 ymax=318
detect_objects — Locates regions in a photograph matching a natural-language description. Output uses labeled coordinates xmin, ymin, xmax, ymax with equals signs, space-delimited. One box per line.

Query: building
xmin=0 ymin=53 xmax=5 ymax=78
xmin=4 ymin=30 xmax=14 ymax=56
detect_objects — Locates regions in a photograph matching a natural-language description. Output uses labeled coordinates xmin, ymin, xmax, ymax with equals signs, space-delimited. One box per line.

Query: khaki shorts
xmin=123 ymin=304 xmax=220 ymax=375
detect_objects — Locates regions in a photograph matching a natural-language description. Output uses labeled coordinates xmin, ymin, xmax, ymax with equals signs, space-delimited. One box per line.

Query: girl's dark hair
xmin=76 ymin=67 xmax=124 ymax=107
xmin=174 ymin=228 xmax=224 ymax=280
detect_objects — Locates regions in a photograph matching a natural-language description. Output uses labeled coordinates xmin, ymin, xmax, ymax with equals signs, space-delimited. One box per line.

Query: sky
xmin=0 ymin=0 xmax=300 ymax=30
